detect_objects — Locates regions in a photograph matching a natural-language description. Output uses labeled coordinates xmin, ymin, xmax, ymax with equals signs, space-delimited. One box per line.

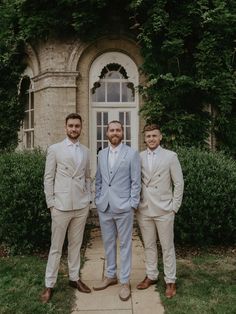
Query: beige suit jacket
xmin=44 ymin=139 xmax=91 ymax=211
xmin=138 ymin=146 xmax=184 ymax=216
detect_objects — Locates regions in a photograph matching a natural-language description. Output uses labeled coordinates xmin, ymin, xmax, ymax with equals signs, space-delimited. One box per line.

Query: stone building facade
xmin=18 ymin=35 xmax=146 ymax=178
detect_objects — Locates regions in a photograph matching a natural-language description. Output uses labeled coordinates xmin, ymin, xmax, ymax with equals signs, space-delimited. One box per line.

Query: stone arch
xmin=25 ymin=43 xmax=40 ymax=76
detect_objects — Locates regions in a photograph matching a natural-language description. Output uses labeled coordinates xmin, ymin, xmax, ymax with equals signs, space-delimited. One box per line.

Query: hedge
xmin=0 ymin=150 xmax=49 ymax=254
xmin=176 ymin=147 xmax=236 ymax=246
xmin=0 ymin=148 xmax=235 ymax=254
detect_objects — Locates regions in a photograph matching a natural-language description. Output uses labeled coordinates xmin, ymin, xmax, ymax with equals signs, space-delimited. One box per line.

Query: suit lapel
xmin=150 ymin=146 xmax=163 ymax=176
xmin=143 ymin=151 xmax=152 ymax=184
xmin=101 ymin=147 xmax=110 ymax=180
xmin=109 ymin=144 xmax=128 ymax=182
xmin=73 ymin=146 xmax=85 ymax=176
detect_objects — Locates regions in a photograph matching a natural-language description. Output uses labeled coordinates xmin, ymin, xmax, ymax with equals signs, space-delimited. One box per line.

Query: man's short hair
xmin=65 ymin=113 xmax=82 ymax=125
xmin=143 ymin=124 xmax=161 ymax=133
xmin=107 ymin=120 xmax=124 ymax=131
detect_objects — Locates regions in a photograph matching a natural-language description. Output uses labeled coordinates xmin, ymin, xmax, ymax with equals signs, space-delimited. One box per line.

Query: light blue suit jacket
xmin=95 ymin=144 xmax=141 ymax=213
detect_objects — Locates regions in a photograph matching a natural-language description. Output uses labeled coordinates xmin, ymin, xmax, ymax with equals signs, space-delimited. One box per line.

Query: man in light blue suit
xmin=93 ymin=120 xmax=141 ymax=301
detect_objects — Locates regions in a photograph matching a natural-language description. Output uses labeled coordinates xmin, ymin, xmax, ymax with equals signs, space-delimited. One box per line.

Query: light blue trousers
xmin=98 ymin=207 xmax=134 ymax=284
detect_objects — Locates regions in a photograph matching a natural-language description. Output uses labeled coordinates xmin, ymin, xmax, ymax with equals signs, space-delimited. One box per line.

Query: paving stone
xmin=74 ymin=228 xmax=165 ymax=314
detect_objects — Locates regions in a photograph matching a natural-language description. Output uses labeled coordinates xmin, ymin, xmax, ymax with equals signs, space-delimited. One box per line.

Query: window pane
xmin=126 ymin=127 xmax=131 ymax=140
xmin=25 ymin=95 xmax=30 ymax=110
xmin=105 ymin=71 xmax=121 ymax=79
xmin=103 ymin=112 xmax=108 ymax=125
xmin=30 ymin=93 xmax=34 ymax=109
xmin=31 ymin=110 xmax=34 ymax=128
xmin=122 ymin=82 xmax=134 ymax=102
xmin=26 ymin=132 xmax=31 ymax=148
xmin=119 ymin=112 xmax=124 ymax=124
xmin=107 ymin=82 xmax=120 ymax=102
xmin=31 ymin=131 xmax=34 ymax=147
xmin=92 ymin=82 xmax=105 ymax=102
xmin=103 ymin=126 xmax=107 ymax=137
xmin=104 ymin=141 xmax=108 ymax=148
xmin=24 ymin=112 xmax=29 ymax=129
xmin=97 ymin=127 xmax=101 ymax=140
xmin=126 ymin=112 xmax=130 ymax=125
xmin=97 ymin=112 xmax=101 ymax=125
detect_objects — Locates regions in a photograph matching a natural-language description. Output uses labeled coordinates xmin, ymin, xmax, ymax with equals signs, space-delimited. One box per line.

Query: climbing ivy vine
xmin=0 ymin=0 xmax=235 ymax=155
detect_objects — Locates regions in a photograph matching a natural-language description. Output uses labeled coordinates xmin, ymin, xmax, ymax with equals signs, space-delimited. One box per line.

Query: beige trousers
xmin=137 ymin=211 xmax=176 ymax=283
xmin=45 ymin=206 xmax=89 ymax=288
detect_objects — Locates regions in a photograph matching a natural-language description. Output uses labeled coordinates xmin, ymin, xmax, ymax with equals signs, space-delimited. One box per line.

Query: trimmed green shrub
xmin=0 ymin=150 xmax=50 ymax=254
xmin=175 ymin=147 xmax=236 ymax=246
xmin=0 ymin=148 xmax=235 ymax=253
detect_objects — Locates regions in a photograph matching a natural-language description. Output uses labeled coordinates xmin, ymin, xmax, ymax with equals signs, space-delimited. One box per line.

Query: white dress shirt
xmin=108 ymin=142 xmax=122 ymax=169
xmin=66 ymin=138 xmax=81 ymax=166
xmin=147 ymin=146 xmax=160 ymax=172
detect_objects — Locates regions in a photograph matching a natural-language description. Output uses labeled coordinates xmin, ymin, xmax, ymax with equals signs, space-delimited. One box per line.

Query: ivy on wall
xmin=0 ymin=0 xmax=235 ymax=155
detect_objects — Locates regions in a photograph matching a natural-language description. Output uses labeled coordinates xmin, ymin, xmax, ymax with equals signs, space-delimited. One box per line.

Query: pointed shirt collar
xmin=65 ymin=137 xmax=80 ymax=147
xmin=147 ymin=145 xmax=161 ymax=155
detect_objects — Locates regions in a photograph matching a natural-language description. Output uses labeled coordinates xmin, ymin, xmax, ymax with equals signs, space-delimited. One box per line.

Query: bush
xmin=0 ymin=149 xmax=50 ymax=254
xmin=175 ymin=147 xmax=236 ymax=246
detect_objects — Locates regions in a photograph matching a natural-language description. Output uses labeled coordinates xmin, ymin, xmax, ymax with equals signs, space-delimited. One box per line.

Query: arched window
xmin=89 ymin=52 xmax=139 ymax=176
xmin=91 ymin=63 xmax=135 ymax=103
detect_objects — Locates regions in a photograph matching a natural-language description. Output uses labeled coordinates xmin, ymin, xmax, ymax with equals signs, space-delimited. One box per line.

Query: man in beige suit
xmin=136 ymin=124 xmax=184 ymax=298
xmin=41 ymin=113 xmax=92 ymax=303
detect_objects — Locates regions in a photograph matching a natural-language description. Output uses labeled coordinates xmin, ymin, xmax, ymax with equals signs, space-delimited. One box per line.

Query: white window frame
xmin=22 ymin=79 xmax=34 ymax=149
xmin=89 ymin=52 xmax=139 ymax=179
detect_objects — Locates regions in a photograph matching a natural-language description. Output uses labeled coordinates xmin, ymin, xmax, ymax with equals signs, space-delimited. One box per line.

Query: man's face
xmin=145 ymin=129 xmax=162 ymax=151
xmin=65 ymin=118 xmax=82 ymax=141
xmin=106 ymin=122 xmax=124 ymax=147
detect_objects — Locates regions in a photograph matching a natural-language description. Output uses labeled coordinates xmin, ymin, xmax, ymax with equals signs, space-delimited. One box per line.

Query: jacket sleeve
xmin=44 ymin=146 xmax=56 ymax=209
xmin=95 ymin=153 xmax=102 ymax=203
xmin=170 ymin=153 xmax=184 ymax=213
xmin=130 ymin=150 xmax=141 ymax=209
xmin=85 ymin=149 xmax=92 ymax=202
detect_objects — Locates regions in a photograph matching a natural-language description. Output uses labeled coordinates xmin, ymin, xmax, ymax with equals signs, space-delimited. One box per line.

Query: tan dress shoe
xmin=93 ymin=276 xmax=118 ymax=291
xmin=69 ymin=279 xmax=91 ymax=293
xmin=119 ymin=283 xmax=131 ymax=301
xmin=165 ymin=283 xmax=176 ymax=298
xmin=136 ymin=276 xmax=158 ymax=290
xmin=41 ymin=287 xmax=53 ymax=303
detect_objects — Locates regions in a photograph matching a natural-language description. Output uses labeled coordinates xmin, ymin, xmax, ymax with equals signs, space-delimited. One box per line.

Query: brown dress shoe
xmin=136 ymin=276 xmax=158 ymax=290
xmin=165 ymin=283 xmax=176 ymax=298
xmin=41 ymin=287 xmax=53 ymax=303
xmin=69 ymin=279 xmax=91 ymax=293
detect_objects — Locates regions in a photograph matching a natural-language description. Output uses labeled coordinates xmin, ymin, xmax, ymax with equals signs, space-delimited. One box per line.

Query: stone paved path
xmin=71 ymin=228 xmax=165 ymax=314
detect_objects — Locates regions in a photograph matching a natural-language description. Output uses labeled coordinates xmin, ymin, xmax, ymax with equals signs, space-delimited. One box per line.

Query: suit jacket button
xmin=109 ymin=184 xmax=111 ymax=187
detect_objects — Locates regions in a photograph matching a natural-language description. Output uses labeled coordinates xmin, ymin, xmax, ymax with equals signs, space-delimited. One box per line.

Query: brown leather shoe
xmin=41 ymin=287 xmax=53 ymax=303
xmin=69 ymin=279 xmax=91 ymax=293
xmin=136 ymin=276 xmax=158 ymax=290
xmin=165 ymin=283 xmax=176 ymax=298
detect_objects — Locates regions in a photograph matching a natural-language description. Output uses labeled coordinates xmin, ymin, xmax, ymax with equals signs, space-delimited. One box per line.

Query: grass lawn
xmin=158 ymin=248 xmax=236 ymax=314
xmin=1 ymin=243 xmax=235 ymax=314
xmin=0 ymin=254 xmax=75 ymax=314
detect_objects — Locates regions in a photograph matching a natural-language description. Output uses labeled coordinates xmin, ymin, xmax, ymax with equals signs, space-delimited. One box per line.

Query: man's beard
xmin=67 ymin=132 xmax=80 ymax=141
xmin=108 ymin=135 xmax=123 ymax=146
